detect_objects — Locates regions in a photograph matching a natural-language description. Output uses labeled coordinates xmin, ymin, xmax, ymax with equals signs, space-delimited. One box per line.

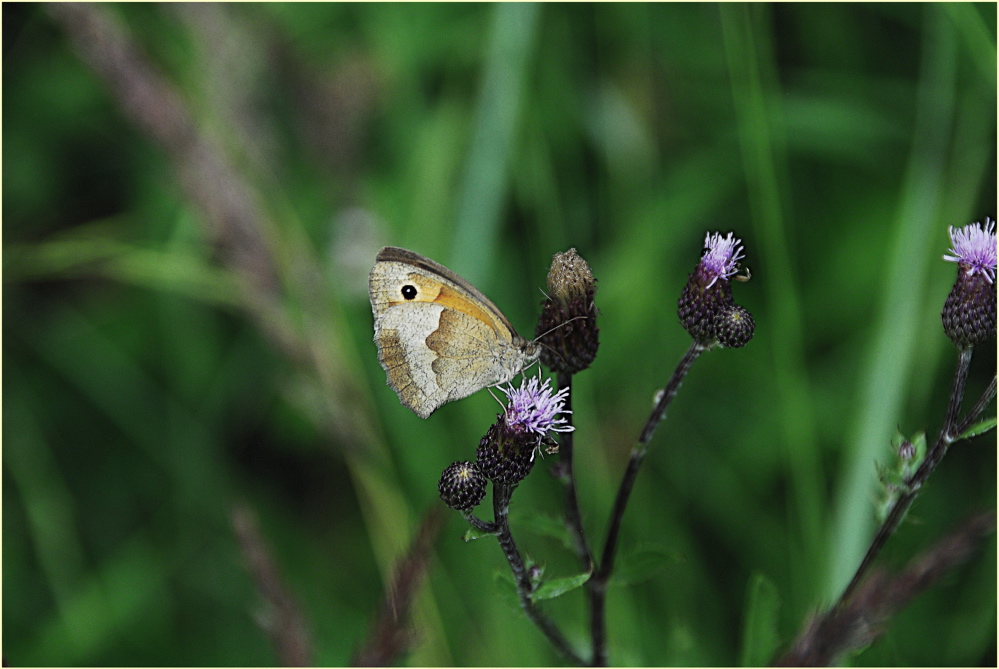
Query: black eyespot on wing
xmin=401 ymin=284 xmax=418 ymax=300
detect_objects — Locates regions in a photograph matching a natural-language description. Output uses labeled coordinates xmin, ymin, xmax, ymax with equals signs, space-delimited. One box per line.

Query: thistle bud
xmin=716 ymin=305 xmax=756 ymax=349
xmin=535 ymin=248 xmax=599 ymax=374
xmin=438 ymin=461 xmax=487 ymax=511
xmin=898 ymin=440 xmax=915 ymax=462
xmin=678 ymin=231 xmax=754 ymax=347
xmin=941 ymin=218 xmax=997 ymax=349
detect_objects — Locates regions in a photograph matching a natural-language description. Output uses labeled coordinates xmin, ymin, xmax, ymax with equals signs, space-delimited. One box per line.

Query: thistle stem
xmin=838 ymin=347 xmax=981 ymax=605
xmin=492 ymin=483 xmax=585 ymax=665
xmin=954 ymin=376 xmax=997 ymax=437
xmin=461 ymin=511 xmax=498 ymax=534
xmin=589 ymin=341 xmax=705 ymax=666
xmin=556 ymin=372 xmax=600 ymax=666
xmin=557 ymin=372 xmax=594 ymax=571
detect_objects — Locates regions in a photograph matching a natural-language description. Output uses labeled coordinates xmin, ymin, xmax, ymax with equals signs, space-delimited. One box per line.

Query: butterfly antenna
xmin=533 ymin=315 xmax=588 ymax=342
xmin=533 ymin=317 xmax=587 ymax=369
xmin=535 ymin=339 xmax=568 ymax=368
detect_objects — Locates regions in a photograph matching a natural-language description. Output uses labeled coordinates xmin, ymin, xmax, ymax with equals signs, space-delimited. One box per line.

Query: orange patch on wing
xmin=385 ymin=272 xmax=510 ymax=338
xmin=433 ymin=284 xmax=505 ymax=336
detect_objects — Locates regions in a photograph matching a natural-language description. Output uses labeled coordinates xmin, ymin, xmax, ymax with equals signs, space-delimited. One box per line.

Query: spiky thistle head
xmin=941 ymin=218 xmax=996 ymax=349
xmin=535 ymin=248 xmax=599 ymax=374
xmin=678 ymin=231 xmax=755 ymax=348
xmin=438 ymin=461 xmax=487 ymax=511
xmin=476 ymin=377 xmax=573 ymax=486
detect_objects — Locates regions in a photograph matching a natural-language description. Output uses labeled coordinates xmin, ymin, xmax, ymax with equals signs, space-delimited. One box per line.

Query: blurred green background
xmin=3 ymin=3 xmax=996 ymax=666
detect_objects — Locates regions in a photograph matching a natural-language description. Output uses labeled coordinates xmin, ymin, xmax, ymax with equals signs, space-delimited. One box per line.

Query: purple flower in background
xmin=941 ymin=217 xmax=997 ymax=348
xmin=678 ymin=231 xmax=754 ymax=347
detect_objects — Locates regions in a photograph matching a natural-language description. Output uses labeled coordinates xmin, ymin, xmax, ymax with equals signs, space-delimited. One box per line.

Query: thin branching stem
xmin=558 ymin=372 xmax=600 ymax=657
xmin=556 ymin=372 xmax=599 ymax=666
xmin=462 ymin=511 xmax=498 ymax=534
xmin=588 ymin=341 xmax=706 ymax=665
xmin=954 ymin=375 xmax=997 ymax=437
xmin=838 ymin=347 xmax=981 ymax=604
xmin=492 ymin=483 xmax=585 ymax=665
xmin=557 ymin=372 xmax=594 ymax=571
xmin=942 ymin=348 xmax=973 ymax=434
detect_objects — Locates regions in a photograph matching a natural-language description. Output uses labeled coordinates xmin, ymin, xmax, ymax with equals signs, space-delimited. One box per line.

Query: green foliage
xmin=957 ymin=417 xmax=997 ymax=440
xmin=876 ymin=430 xmax=927 ymax=521
xmin=462 ymin=525 xmax=494 ymax=542
xmin=531 ymin=570 xmax=592 ymax=603
xmin=512 ymin=510 xmax=575 ymax=550
xmin=739 ymin=572 xmax=782 ymax=667
xmin=4 ymin=3 xmax=996 ymax=666
xmin=608 ymin=545 xmax=679 ymax=587
xmin=492 ymin=570 xmax=521 ymax=613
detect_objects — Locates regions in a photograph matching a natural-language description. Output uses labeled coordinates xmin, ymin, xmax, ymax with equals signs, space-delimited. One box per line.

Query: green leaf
xmin=740 ymin=571 xmax=782 ymax=667
xmin=492 ymin=570 xmax=521 ymax=611
xmin=957 ymin=417 xmax=996 ymax=441
xmin=911 ymin=431 xmax=927 ymax=462
xmin=509 ymin=510 xmax=573 ymax=549
xmin=609 ymin=545 xmax=679 ymax=586
xmin=877 ymin=430 xmax=927 ymax=521
xmin=531 ymin=570 xmax=591 ymax=602
xmin=4 ymin=239 xmax=242 ymax=307
xmin=462 ymin=525 xmax=495 ymax=542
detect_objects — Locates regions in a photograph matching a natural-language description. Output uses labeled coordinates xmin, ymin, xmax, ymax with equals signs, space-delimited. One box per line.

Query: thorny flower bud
xmin=716 ymin=305 xmax=756 ymax=349
xmin=476 ymin=422 xmax=537 ymax=486
xmin=898 ymin=440 xmax=915 ymax=462
xmin=439 ymin=461 xmax=487 ymax=511
xmin=535 ymin=248 xmax=599 ymax=374
xmin=941 ymin=218 xmax=997 ymax=349
xmin=476 ymin=377 xmax=574 ymax=486
xmin=678 ymin=231 xmax=754 ymax=347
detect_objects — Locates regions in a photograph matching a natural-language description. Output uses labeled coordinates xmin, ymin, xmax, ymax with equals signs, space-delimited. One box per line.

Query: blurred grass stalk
xmin=450 ymin=2 xmax=539 ymax=281
xmin=826 ymin=6 xmax=960 ymax=600
xmin=3 ymin=232 xmax=243 ymax=308
xmin=722 ymin=3 xmax=986 ymax=609
xmin=43 ymin=4 xmax=453 ymax=662
xmin=720 ymin=3 xmax=825 ymax=602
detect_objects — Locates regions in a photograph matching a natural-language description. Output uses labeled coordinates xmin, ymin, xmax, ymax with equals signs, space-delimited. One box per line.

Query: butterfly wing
xmin=369 ymin=248 xmax=536 ymax=418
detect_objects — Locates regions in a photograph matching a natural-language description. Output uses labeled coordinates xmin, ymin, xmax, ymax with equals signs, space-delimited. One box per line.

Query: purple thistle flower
xmin=700 ymin=231 xmax=745 ymax=289
xmin=941 ymin=217 xmax=997 ymax=348
xmin=678 ymin=231 xmax=754 ymax=346
xmin=478 ymin=377 xmax=572 ymax=485
xmin=499 ymin=377 xmax=574 ymax=438
xmin=943 ymin=218 xmax=996 ymax=284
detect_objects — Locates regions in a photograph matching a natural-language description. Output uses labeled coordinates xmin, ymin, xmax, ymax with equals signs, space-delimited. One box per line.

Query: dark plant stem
xmin=462 ymin=511 xmax=498 ymax=534
xmin=557 ymin=372 xmax=594 ymax=571
xmin=838 ymin=347 xmax=984 ymax=605
xmin=942 ymin=348 xmax=973 ymax=432
xmin=492 ymin=483 xmax=585 ymax=665
xmin=954 ymin=376 xmax=997 ymax=437
xmin=776 ymin=510 xmax=997 ymax=666
xmin=588 ymin=341 xmax=706 ymax=666
xmin=557 ymin=372 xmax=599 ymax=666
